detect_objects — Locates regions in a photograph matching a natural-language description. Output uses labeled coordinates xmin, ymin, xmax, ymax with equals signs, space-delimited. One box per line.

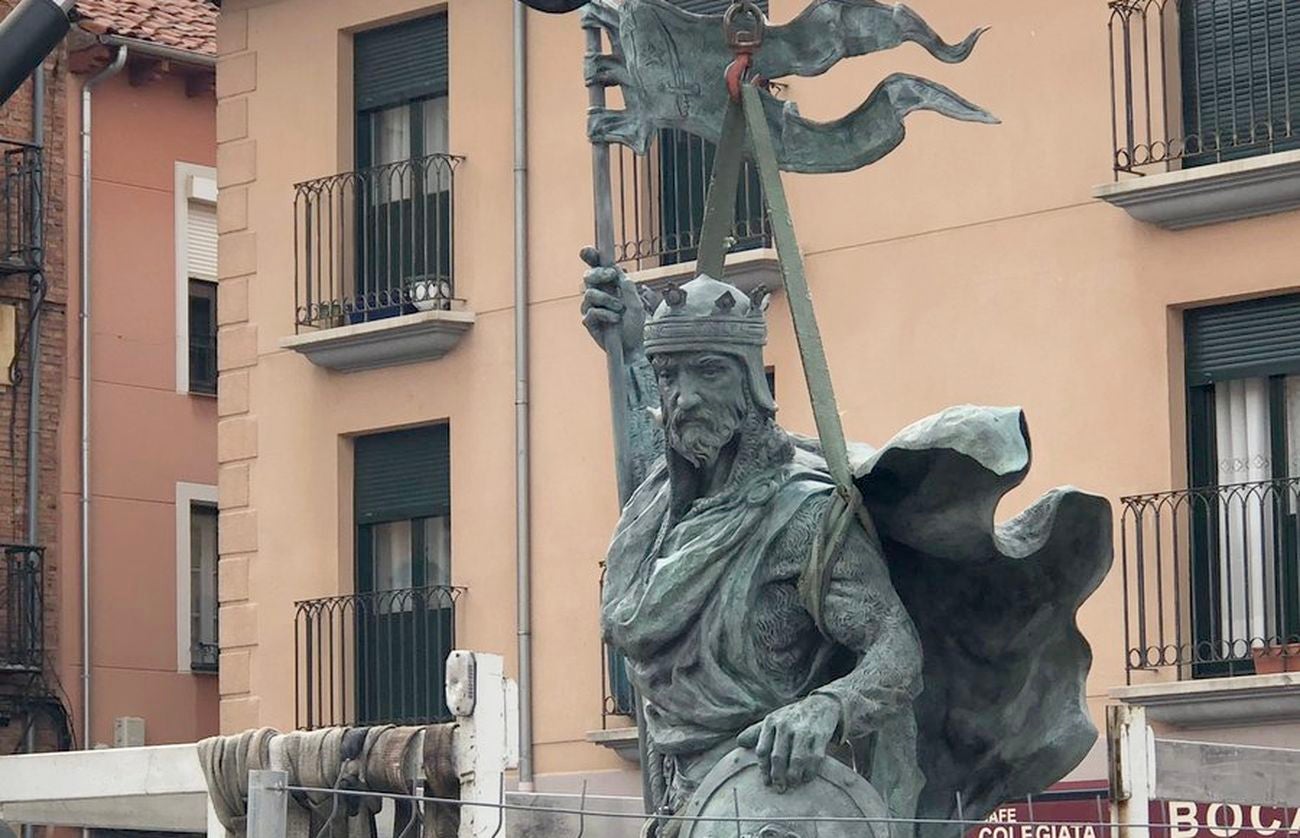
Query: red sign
xmin=966 ymin=788 xmax=1300 ymax=838
xmin=968 ymin=793 xmax=1112 ymax=838
xmin=1161 ymin=802 xmax=1300 ymax=838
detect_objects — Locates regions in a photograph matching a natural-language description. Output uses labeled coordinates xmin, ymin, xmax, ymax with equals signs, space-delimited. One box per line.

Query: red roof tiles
xmin=75 ymin=0 xmax=217 ymax=57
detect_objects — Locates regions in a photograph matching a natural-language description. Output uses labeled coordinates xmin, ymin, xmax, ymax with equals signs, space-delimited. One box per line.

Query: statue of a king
xmin=581 ymin=264 xmax=1112 ymax=838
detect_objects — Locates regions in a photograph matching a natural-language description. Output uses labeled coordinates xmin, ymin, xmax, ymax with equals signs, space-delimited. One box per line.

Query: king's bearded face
xmin=652 ymin=351 xmax=751 ymax=468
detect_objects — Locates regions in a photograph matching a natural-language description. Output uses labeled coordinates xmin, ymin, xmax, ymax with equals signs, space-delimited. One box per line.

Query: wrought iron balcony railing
xmin=598 ymin=562 xmax=634 ymax=727
xmin=1 ymin=139 xmax=41 ymax=275
xmin=0 ymin=545 xmax=44 ymax=672
xmin=294 ymin=584 xmax=463 ymax=729
xmin=1108 ymin=0 xmax=1300 ymax=177
xmin=1121 ymin=478 xmax=1300 ymax=681
xmin=293 ymin=153 xmax=463 ymax=332
xmin=612 ymin=128 xmax=772 ymax=272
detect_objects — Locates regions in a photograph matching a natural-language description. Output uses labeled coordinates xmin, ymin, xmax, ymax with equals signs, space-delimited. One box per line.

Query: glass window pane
xmin=1214 ymin=377 xmax=1274 ymax=483
xmin=423 ymin=97 xmax=449 ymax=157
xmin=373 ymin=105 xmax=411 ymax=166
xmin=1286 ymin=375 xmax=1300 ymax=478
xmin=423 ymin=97 xmax=451 ymax=194
xmin=188 ymin=280 xmax=217 ymax=395
xmin=421 ymin=516 xmax=451 ymax=587
xmin=373 ymin=519 xmax=414 ymax=594
xmin=190 ymin=504 xmax=219 ymax=670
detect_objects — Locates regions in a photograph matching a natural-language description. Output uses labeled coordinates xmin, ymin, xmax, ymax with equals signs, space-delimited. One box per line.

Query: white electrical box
xmin=113 ymin=716 xmax=145 ymax=748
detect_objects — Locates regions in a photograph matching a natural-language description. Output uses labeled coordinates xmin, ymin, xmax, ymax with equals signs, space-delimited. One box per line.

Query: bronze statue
xmin=582 ymin=269 xmax=1112 ymax=838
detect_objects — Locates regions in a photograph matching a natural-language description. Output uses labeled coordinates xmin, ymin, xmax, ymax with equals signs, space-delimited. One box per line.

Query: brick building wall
xmin=0 ymin=0 xmax=72 ymax=756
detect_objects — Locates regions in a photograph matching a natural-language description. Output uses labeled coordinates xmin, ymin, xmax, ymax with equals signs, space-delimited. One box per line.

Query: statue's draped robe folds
xmin=601 ymin=405 xmax=1111 ymax=838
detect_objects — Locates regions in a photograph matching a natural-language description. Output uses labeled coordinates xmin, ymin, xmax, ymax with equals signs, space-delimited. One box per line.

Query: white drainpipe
xmin=80 ymin=44 xmax=127 ymax=748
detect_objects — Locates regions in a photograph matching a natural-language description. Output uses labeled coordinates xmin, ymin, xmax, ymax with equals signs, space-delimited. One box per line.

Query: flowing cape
xmin=831 ymin=406 xmax=1111 ymax=838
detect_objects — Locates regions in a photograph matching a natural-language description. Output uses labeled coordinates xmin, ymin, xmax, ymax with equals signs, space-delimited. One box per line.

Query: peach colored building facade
xmin=0 ymin=0 xmax=220 ymax=759
xmin=57 ymin=8 xmax=221 ymax=749
xmin=216 ymin=0 xmax=1300 ymax=800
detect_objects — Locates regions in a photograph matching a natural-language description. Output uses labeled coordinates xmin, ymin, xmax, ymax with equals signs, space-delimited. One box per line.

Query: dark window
xmin=190 ymin=503 xmax=219 ymax=673
xmin=1185 ymin=294 xmax=1300 ymax=676
xmin=1179 ymin=0 xmax=1300 ymax=166
xmin=354 ymin=425 xmax=453 ymax=722
xmin=352 ymin=16 xmax=452 ymax=323
xmin=188 ymin=279 xmax=217 ymax=396
xmin=657 ymin=0 xmax=770 ymax=266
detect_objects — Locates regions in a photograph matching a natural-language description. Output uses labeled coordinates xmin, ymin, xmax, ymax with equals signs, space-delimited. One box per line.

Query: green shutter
xmin=671 ymin=0 xmax=768 ymax=13
xmin=355 ymin=425 xmax=450 ymax=524
xmin=355 ymin=14 xmax=449 ymax=113
xmin=1180 ymin=0 xmax=1300 ymax=161
xmin=1186 ymin=293 xmax=1300 ymax=383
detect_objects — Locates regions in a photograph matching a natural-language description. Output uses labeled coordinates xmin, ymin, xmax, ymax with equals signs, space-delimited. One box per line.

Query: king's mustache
xmin=669 ymin=409 xmax=726 ymax=430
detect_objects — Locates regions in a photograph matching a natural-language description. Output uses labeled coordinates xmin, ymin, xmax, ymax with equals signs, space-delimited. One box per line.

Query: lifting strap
xmin=695 ymin=77 xmax=881 ymax=635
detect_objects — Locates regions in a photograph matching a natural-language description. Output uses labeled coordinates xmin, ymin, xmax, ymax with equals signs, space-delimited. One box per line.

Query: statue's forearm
xmin=813 ymin=613 xmax=921 ymax=741
xmin=810 ymin=520 xmax=923 ymax=741
xmin=624 ymin=352 xmax=665 ymax=488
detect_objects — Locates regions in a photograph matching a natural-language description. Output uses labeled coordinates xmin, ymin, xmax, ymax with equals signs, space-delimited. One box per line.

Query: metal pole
xmin=21 ymin=56 xmax=46 ymax=829
xmin=583 ymin=21 xmax=635 ymax=506
xmin=0 ymin=0 xmax=74 ymax=108
xmin=247 ymin=770 xmax=289 ymax=838
xmin=583 ymin=19 xmax=652 ymax=817
xmin=513 ymin=1 xmax=536 ymax=792
xmin=80 ymin=45 xmax=127 ymax=751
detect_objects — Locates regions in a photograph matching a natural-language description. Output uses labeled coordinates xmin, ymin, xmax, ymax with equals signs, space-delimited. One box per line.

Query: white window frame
xmin=176 ymin=481 xmax=219 ymax=674
xmin=175 ymin=162 xmax=218 ymax=395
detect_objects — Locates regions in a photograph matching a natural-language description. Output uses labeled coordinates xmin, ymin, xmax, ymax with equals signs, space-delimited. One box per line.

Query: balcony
xmin=0 ymin=545 xmax=44 ymax=672
xmin=612 ymin=128 xmax=779 ymax=293
xmin=1097 ymin=0 xmax=1300 ymax=228
xmin=282 ymin=153 xmax=474 ymax=372
xmin=587 ymin=563 xmax=640 ymax=762
xmin=0 ymin=139 xmax=41 ymax=276
xmin=1121 ymin=478 xmax=1300 ymax=677
xmin=294 ymin=584 xmax=463 ymax=729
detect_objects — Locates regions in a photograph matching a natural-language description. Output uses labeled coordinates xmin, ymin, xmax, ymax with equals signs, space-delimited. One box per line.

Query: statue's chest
xmin=655 ymin=519 xmax=814 ymax=652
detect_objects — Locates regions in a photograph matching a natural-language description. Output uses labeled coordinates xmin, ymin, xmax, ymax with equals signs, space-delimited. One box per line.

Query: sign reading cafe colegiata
xmin=969 ymin=798 xmax=1300 ymax=838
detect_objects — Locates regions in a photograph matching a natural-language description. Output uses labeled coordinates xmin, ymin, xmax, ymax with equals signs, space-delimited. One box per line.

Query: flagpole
xmin=583 ymin=16 xmax=657 ymax=819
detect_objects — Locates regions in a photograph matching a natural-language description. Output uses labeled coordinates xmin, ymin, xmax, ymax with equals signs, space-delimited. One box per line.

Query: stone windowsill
xmin=280 ymin=308 xmax=475 ymax=372
xmin=1093 ymin=149 xmax=1300 ymax=229
xmin=586 ymin=726 xmax=640 ymax=764
xmin=1109 ymin=672 xmax=1300 ymax=728
xmin=628 ymin=247 xmax=782 ymax=295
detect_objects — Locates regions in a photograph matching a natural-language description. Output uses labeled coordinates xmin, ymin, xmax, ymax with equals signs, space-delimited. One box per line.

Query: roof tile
xmin=75 ymin=0 xmax=217 ymax=56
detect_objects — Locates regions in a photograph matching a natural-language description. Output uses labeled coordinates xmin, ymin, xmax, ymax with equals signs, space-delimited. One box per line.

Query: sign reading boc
xmin=969 ymin=795 xmax=1300 ymax=838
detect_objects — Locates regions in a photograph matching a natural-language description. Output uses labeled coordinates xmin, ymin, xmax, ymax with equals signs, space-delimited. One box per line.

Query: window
xmin=189 ymin=279 xmax=217 ymax=396
xmin=352 ymin=15 xmax=453 ymax=323
xmin=354 ymin=424 xmax=453 ymax=722
xmin=1180 ymin=1 xmax=1300 ymax=166
xmin=190 ymin=503 xmax=219 ymax=672
xmin=175 ymin=164 xmax=217 ymax=394
xmin=177 ymin=483 xmax=218 ymax=674
xmin=655 ymin=0 xmax=770 ymax=266
xmin=1185 ymin=295 xmax=1300 ymax=675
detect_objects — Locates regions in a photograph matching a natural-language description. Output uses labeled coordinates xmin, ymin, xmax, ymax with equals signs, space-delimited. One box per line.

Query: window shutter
xmin=355 ymin=425 xmax=450 ymax=524
xmin=1180 ymin=0 xmax=1300 ymax=160
xmin=671 ymin=0 xmax=767 ymax=13
xmin=187 ymin=201 xmax=218 ymax=281
xmin=1186 ymin=293 xmax=1300 ymax=383
xmin=355 ymin=15 xmax=449 ymax=113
